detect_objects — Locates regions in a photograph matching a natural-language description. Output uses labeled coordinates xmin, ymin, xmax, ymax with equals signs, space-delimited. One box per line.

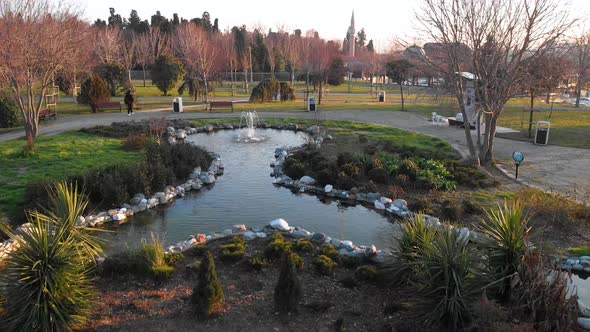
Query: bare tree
xmin=175 ymin=23 xmax=219 ymax=103
xmin=277 ymin=28 xmax=300 ymax=86
xmin=146 ymin=25 xmax=169 ymax=61
xmin=135 ymin=31 xmax=152 ymax=87
xmin=264 ymin=32 xmax=277 ymax=79
xmin=93 ymin=25 xmax=120 ymax=64
xmin=570 ymin=32 xmax=590 ymax=107
xmin=0 ymin=0 xmax=89 ymax=146
xmin=415 ymin=0 xmax=573 ymax=165
xmin=219 ymin=32 xmax=237 ymax=96
xmin=118 ymin=30 xmax=136 ymax=84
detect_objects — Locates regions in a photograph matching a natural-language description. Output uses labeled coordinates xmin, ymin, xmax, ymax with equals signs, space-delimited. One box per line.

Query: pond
xmin=98 ymin=129 xmax=399 ymax=253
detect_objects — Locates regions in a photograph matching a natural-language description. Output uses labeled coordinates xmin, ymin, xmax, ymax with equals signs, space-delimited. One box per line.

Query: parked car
xmin=571 ymin=97 xmax=590 ymax=106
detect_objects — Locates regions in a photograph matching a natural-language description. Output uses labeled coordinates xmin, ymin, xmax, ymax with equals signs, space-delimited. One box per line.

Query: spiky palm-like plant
xmin=0 ymin=181 xmax=103 ymax=332
xmin=419 ymin=223 xmax=479 ymax=330
xmin=477 ymin=200 xmax=530 ymax=299
xmin=192 ymin=251 xmax=224 ymax=317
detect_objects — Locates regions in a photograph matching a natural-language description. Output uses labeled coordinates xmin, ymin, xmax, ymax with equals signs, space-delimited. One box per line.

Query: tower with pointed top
xmin=347 ymin=10 xmax=356 ymax=57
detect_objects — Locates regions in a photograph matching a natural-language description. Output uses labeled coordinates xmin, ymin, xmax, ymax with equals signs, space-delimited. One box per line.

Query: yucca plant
xmin=0 ymin=181 xmax=103 ymax=332
xmin=477 ymin=200 xmax=530 ymax=300
xmin=418 ymin=223 xmax=480 ymax=330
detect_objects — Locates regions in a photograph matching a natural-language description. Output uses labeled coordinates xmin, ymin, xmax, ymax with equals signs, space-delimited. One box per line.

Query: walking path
xmin=1 ymin=108 xmax=588 ymax=205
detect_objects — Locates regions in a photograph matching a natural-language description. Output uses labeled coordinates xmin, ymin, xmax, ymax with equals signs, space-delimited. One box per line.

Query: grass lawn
xmin=0 ymin=131 xmax=142 ymax=219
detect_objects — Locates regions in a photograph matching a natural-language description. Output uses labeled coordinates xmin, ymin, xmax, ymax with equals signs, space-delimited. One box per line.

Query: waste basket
xmin=307 ymin=96 xmax=316 ymax=112
xmin=378 ymin=91 xmax=385 ymax=102
xmin=534 ymin=121 xmax=550 ymax=145
xmin=173 ymin=97 xmax=183 ymax=113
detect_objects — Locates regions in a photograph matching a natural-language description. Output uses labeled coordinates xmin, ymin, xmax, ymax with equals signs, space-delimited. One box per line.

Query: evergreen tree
xmin=274 ymin=252 xmax=303 ymax=314
xmin=327 ymin=58 xmax=346 ymax=86
xmin=367 ymin=39 xmax=375 ymax=53
xmin=356 ymin=28 xmax=367 ymax=51
xmin=192 ymin=251 xmax=224 ymax=317
xmin=108 ymin=7 xmax=124 ymax=28
xmin=151 ymin=55 xmax=185 ymax=96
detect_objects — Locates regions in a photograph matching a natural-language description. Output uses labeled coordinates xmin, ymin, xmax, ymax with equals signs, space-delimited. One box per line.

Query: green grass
xmin=568 ymin=246 xmax=590 ymax=256
xmin=0 ymin=131 xmax=141 ymax=217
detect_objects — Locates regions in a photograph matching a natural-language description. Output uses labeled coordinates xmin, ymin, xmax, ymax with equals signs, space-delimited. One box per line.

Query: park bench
xmin=208 ymin=101 xmax=234 ymax=112
xmin=95 ymin=101 xmax=122 ymax=112
xmin=39 ymin=108 xmax=57 ymax=120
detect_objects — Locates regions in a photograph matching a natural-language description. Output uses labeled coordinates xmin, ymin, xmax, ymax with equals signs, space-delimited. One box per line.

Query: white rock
xmin=255 ymin=232 xmax=267 ymax=238
xmin=324 ymin=184 xmax=333 ymax=193
xmin=393 ymin=199 xmax=408 ymax=208
xmin=365 ymin=245 xmax=377 ymax=256
xmin=119 ymin=208 xmax=127 ymax=213
xmin=233 ymin=224 xmax=247 ymax=233
xmin=243 ymin=231 xmax=257 ymax=241
xmin=324 ymin=236 xmax=332 ymax=243
xmin=270 ymin=218 xmax=290 ymax=231
xmin=331 ymin=238 xmax=342 ymax=248
xmin=341 ymin=240 xmax=355 ymax=251
xmin=292 ymin=229 xmax=312 ymax=238
xmin=379 ymin=197 xmax=393 ymax=204
xmin=222 ymin=229 xmax=233 ymax=236
xmin=112 ymin=214 xmax=127 ymax=221
xmin=578 ymin=318 xmax=590 ymax=329
xmin=374 ymin=201 xmax=386 ymax=210
xmin=299 ymin=176 xmax=316 ymax=185
xmin=579 ymin=299 xmax=590 ymax=317
xmin=203 ymin=175 xmax=216 ymax=185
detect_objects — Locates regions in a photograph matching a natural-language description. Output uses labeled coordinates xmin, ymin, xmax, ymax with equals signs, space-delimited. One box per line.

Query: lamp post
xmin=249 ymin=46 xmax=253 ymax=83
xmin=512 ymin=151 xmax=524 ymax=179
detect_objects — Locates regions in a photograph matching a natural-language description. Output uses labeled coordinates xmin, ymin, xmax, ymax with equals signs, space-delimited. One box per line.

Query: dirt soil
xmin=81 ymin=236 xmax=431 ymax=332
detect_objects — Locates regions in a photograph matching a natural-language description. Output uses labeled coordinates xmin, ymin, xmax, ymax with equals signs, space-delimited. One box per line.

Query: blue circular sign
xmin=513 ymin=151 xmax=524 ymax=164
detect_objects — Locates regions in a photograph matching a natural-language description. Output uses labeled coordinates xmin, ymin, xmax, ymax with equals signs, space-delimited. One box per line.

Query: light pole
xmin=249 ymin=46 xmax=253 ymax=83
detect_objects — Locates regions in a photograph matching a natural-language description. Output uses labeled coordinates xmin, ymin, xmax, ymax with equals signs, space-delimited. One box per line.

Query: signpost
xmin=512 ymin=151 xmax=524 ymax=179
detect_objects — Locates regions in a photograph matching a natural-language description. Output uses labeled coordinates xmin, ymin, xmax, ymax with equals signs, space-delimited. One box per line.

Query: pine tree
xmin=274 ymin=252 xmax=303 ymax=314
xmin=191 ymin=251 xmax=224 ymax=317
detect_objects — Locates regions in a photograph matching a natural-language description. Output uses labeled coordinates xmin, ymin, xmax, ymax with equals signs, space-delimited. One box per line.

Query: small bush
xmin=340 ymin=255 xmax=363 ymax=269
xmin=440 ymin=199 xmax=461 ymax=221
xmin=274 ymin=252 xmax=303 ymax=314
xmin=290 ymin=252 xmax=304 ymax=270
xmin=0 ymin=95 xmax=18 ymax=128
xmin=368 ymin=167 xmax=389 ymax=184
xmin=355 ymin=265 xmax=378 ymax=282
xmin=386 ymin=185 xmax=406 ymax=199
xmin=320 ymin=243 xmax=338 ymax=260
xmin=192 ymin=251 xmax=224 ymax=317
xmin=337 ymin=152 xmax=355 ymax=166
xmin=247 ymin=256 xmax=269 ymax=271
xmin=151 ymin=265 xmax=174 ymax=282
xmin=314 ymin=255 xmax=337 ymax=276
xmin=185 ymin=260 xmax=202 ymax=276
xmin=408 ymin=196 xmax=435 ymax=215
xmin=265 ymin=235 xmax=292 ymax=259
xmin=283 ymin=158 xmax=305 ymax=180
xmin=219 ymin=237 xmax=245 ymax=262
xmin=398 ymin=159 xmax=420 ymax=180
xmin=185 ymin=244 xmax=208 ymax=257
xmin=462 ymin=199 xmax=483 ymax=215
xmin=164 ymin=252 xmax=184 ymax=266
xmin=77 ymin=75 xmax=110 ymax=112
xmin=123 ymin=134 xmax=149 ymax=151
xmin=294 ymin=239 xmax=314 ymax=253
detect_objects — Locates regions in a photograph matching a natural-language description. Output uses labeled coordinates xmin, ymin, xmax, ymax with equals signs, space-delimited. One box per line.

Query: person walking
xmin=124 ymin=90 xmax=135 ymax=115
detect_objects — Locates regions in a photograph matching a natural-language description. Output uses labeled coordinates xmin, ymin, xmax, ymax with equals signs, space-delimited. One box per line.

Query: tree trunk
xmin=244 ymin=68 xmax=248 ymax=93
xmin=575 ymin=77 xmax=583 ymax=107
xmin=400 ymin=83 xmax=404 ymax=111
xmin=319 ymin=80 xmax=323 ymax=105
xmin=142 ymin=65 xmax=146 ymax=87
xmin=479 ymin=113 xmax=498 ymax=166
xmin=528 ymin=92 xmax=535 ymax=138
xmin=203 ymin=75 xmax=209 ymax=103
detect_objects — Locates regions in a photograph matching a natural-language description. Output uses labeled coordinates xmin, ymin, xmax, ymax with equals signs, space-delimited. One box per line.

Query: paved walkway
xmin=1 ymin=108 xmax=588 ymax=205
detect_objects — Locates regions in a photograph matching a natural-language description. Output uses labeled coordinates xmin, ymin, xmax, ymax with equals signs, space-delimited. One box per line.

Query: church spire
xmin=347 ymin=10 xmax=356 ymax=57
xmin=351 ymin=10 xmax=355 ymax=29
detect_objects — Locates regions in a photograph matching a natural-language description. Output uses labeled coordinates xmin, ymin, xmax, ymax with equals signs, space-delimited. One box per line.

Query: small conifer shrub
xmin=274 ymin=252 xmax=303 ymax=314
xmin=192 ymin=251 xmax=224 ymax=317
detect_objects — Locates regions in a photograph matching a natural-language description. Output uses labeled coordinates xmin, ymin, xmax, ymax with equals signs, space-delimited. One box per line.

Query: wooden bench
xmin=208 ymin=101 xmax=234 ymax=112
xmin=95 ymin=101 xmax=122 ymax=112
xmin=39 ymin=108 xmax=57 ymax=120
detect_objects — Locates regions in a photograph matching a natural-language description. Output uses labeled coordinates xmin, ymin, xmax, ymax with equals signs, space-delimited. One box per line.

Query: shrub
xmin=152 ymin=55 xmax=186 ymax=96
xmin=407 ymin=196 xmax=435 ymax=215
xmin=219 ymin=237 xmax=246 ymax=262
xmin=282 ymin=158 xmax=306 ymax=180
xmin=355 ymin=265 xmax=378 ymax=282
xmin=279 ymin=82 xmax=296 ymax=101
xmin=274 ymin=252 xmax=303 ymax=314
xmin=368 ymin=167 xmax=389 ymax=184
xmin=94 ymin=62 xmax=129 ymax=96
xmin=477 ymin=201 xmax=530 ymax=300
xmin=123 ymin=134 xmax=149 ymax=151
xmin=462 ymin=199 xmax=483 ymax=215
xmin=0 ymin=182 xmax=103 ymax=331
xmin=439 ymin=199 xmax=461 ymax=221
xmin=314 ymin=255 xmax=337 ymax=276
xmin=0 ymin=95 xmax=18 ymax=128
xmin=340 ymin=255 xmax=363 ymax=269
xmin=386 ymin=185 xmax=406 ymax=199
xmin=398 ymin=159 xmax=419 ymax=180
xmin=186 ymin=244 xmax=208 ymax=257
xmin=290 ymin=252 xmax=304 ymax=270
xmin=417 ymin=159 xmax=456 ymax=191
xmin=320 ymin=243 xmax=338 ymax=260
xmin=337 ymin=152 xmax=355 ymax=166
xmin=164 ymin=252 xmax=184 ymax=266
xmin=192 ymin=251 xmax=224 ymax=317
xmin=151 ymin=265 xmax=174 ymax=282
xmin=247 ymin=256 xmax=269 ymax=271
xmin=265 ymin=235 xmax=292 ymax=259
xmin=185 ymin=260 xmax=202 ymax=276
xmin=294 ymin=239 xmax=314 ymax=253
xmin=249 ymin=79 xmax=280 ymax=102
xmin=77 ymin=75 xmax=111 ymax=112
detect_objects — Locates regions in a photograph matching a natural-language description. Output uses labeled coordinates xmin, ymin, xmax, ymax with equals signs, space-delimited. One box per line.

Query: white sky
xmin=77 ymin=0 xmax=590 ymax=52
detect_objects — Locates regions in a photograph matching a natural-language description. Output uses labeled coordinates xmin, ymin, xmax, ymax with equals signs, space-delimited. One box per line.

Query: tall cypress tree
xmin=274 ymin=252 xmax=303 ymax=314
xmin=192 ymin=251 xmax=224 ymax=317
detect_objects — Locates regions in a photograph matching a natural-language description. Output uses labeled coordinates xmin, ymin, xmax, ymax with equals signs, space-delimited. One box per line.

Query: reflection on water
xmin=99 ymin=129 xmax=399 ymax=253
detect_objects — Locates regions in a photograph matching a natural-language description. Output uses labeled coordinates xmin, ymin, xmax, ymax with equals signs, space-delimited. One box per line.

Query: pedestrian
xmin=124 ymin=90 xmax=134 ymax=116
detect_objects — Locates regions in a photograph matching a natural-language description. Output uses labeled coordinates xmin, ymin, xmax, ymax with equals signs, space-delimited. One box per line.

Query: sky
xmin=77 ymin=0 xmax=590 ymax=52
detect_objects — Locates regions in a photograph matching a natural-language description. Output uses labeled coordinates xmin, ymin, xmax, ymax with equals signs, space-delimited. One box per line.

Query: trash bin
xmin=307 ymin=96 xmax=316 ymax=112
xmin=378 ymin=91 xmax=385 ymax=102
xmin=534 ymin=121 xmax=550 ymax=145
xmin=173 ymin=97 xmax=183 ymax=113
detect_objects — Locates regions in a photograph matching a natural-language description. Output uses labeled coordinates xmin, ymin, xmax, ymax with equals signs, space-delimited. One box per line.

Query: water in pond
xmin=98 ymin=129 xmax=399 ymax=253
